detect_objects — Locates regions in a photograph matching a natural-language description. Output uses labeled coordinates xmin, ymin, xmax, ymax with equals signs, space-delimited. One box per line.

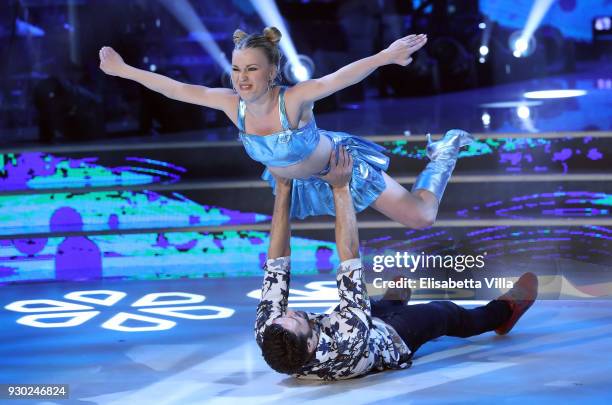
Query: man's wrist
xmin=276 ymin=182 xmax=291 ymax=195
xmin=276 ymin=185 xmax=292 ymax=197
xmin=331 ymin=184 xmax=350 ymax=192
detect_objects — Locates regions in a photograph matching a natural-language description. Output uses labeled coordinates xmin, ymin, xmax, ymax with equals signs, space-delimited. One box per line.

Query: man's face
xmin=272 ymin=310 xmax=318 ymax=355
xmin=272 ymin=310 xmax=311 ymax=335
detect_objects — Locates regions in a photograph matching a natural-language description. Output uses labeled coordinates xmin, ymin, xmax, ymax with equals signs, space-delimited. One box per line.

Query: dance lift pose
xmin=256 ymin=147 xmax=538 ymax=379
xmin=99 ymin=27 xmax=473 ymax=226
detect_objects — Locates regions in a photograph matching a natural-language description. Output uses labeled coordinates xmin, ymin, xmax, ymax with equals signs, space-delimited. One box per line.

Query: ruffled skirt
xmin=262 ymin=130 xmax=389 ymax=219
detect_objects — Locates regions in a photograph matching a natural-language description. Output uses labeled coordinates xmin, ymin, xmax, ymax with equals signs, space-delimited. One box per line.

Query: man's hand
xmin=322 ymin=146 xmax=353 ymax=189
xmin=380 ymin=34 xmax=427 ymax=66
xmin=271 ymin=172 xmax=292 ymax=192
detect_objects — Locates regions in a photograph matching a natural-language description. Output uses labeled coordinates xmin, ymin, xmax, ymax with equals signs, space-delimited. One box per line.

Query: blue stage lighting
xmin=16 ymin=19 xmax=45 ymax=37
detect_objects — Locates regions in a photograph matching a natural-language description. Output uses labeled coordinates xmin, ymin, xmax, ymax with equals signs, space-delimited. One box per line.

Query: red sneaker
xmin=495 ymin=272 xmax=538 ymax=335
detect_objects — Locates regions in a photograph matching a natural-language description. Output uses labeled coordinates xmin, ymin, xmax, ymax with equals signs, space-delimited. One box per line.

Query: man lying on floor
xmin=255 ymin=146 xmax=538 ymax=381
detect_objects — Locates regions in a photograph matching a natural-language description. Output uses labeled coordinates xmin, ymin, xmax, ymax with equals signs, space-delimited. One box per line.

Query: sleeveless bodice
xmin=238 ymin=87 xmax=320 ymax=167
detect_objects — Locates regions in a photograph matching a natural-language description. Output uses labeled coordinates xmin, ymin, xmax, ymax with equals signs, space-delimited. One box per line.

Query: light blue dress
xmin=238 ymin=86 xmax=389 ymax=219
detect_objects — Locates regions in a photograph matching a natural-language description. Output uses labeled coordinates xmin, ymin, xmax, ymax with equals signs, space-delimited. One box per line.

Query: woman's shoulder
xmin=283 ymin=84 xmax=315 ymax=114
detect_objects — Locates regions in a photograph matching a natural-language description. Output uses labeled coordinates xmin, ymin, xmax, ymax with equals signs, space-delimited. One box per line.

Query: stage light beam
xmin=511 ymin=0 xmax=555 ymax=58
xmin=250 ymin=0 xmax=314 ymax=82
xmin=158 ymin=0 xmax=231 ymax=73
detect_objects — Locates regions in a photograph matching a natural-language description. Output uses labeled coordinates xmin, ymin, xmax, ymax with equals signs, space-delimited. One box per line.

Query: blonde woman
xmin=99 ymin=27 xmax=473 ymax=228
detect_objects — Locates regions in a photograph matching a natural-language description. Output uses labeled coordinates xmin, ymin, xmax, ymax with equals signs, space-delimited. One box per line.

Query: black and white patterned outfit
xmin=255 ymin=256 xmax=412 ymax=380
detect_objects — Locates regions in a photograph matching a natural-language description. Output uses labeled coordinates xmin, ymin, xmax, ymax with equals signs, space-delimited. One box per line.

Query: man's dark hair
xmin=261 ymin=323 xmax=312 ymax=374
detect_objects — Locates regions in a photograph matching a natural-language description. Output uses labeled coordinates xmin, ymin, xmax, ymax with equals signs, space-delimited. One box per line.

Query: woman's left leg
xmin=371 ymin=172 xmax=439 ymax=229
xmin=370 ymin=129 xmax=474 ymax=229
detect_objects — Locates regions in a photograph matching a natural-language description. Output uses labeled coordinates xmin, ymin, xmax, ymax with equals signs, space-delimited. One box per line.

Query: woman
xmin=99 ymin=27 xmax=473 ymax=227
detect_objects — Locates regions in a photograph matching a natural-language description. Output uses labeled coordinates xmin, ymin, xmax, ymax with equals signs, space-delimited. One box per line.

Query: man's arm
xmin=322 ymin=148 xmax=372 ymax=377
xmin=267 ymin=178 xmax=292 ymax=259
xmin=254 ymin=178 xmax=293 ymax=347
xmin=325 ymin=148 xmax=369 ymax=318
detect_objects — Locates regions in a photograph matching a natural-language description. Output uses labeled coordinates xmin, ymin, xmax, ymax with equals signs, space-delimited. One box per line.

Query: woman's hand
xmin=99 ymin=46 xmax=127 ymax=77
xmin=380 ymin=34 xmax=427 ymax=66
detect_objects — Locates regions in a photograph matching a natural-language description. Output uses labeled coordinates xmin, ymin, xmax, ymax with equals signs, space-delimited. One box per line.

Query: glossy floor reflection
xmin=2 ymin=276 xmax=611 ymax=404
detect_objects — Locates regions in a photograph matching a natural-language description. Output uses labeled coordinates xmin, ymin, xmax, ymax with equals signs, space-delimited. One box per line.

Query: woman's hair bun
xmin=233 ymin=29 xmax=249 ymax=45
xmin=262 ymin=26 xmax=282 ymax=45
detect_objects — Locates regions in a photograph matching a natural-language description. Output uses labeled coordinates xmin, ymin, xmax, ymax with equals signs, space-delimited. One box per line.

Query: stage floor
xmin=2 ymin=276 xmax=611 ymax=404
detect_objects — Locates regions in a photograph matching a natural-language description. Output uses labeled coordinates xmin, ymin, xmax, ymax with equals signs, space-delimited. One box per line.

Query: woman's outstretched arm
xmin=289 ymin=34 xmax=427 ymax=104
xmin=99 ymin=46 xmax=236 ymax=112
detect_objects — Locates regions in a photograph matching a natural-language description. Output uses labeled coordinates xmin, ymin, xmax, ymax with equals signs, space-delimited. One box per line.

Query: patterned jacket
xmin=255 ymin=256 xmax=411 ymax=380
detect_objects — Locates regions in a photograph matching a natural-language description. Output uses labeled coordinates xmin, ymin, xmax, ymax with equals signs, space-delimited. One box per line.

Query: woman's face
xmin=231 ymin=48 xmax=275 ymax=101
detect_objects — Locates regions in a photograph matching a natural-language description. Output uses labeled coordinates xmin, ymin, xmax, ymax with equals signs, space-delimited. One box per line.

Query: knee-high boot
xmin=411 ymin=129 xmax=474 ymax=201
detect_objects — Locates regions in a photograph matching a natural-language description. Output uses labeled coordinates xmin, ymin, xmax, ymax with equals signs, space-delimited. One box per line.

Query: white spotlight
xmin=594 ymin=17 xmax=611 ymax=31
xmin=478 ymin=22 xmax=487 ymax=30
xmin=509 ymin=31 xmax=536 ymax=58
xmin=523 ymin=90 xmax=587 ymax=99
xmin=481 ymin=112 xmax=491 ymax=126
xmin=517 ymin=105 xmax=530 ymax=119
xmin=479 ymin=45 xmax=489 ymax=56
xmin=283 ymin=54 xmax=314 ymax=83
xmin=515 ymin=38 xmax=528 ymax=53
xmin=479 ymin=57 xmax=486 ymax=64
xmin=292 ymin=64 xmax=309 ymax=82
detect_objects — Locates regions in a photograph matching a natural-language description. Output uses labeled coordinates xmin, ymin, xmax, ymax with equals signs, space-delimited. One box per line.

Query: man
xmin=255 ymin=147 xmax=538 ymax=380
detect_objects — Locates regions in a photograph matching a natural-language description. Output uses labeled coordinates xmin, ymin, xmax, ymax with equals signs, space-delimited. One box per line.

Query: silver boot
xmin=411 ymin=129 xmax=474 ymax=201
